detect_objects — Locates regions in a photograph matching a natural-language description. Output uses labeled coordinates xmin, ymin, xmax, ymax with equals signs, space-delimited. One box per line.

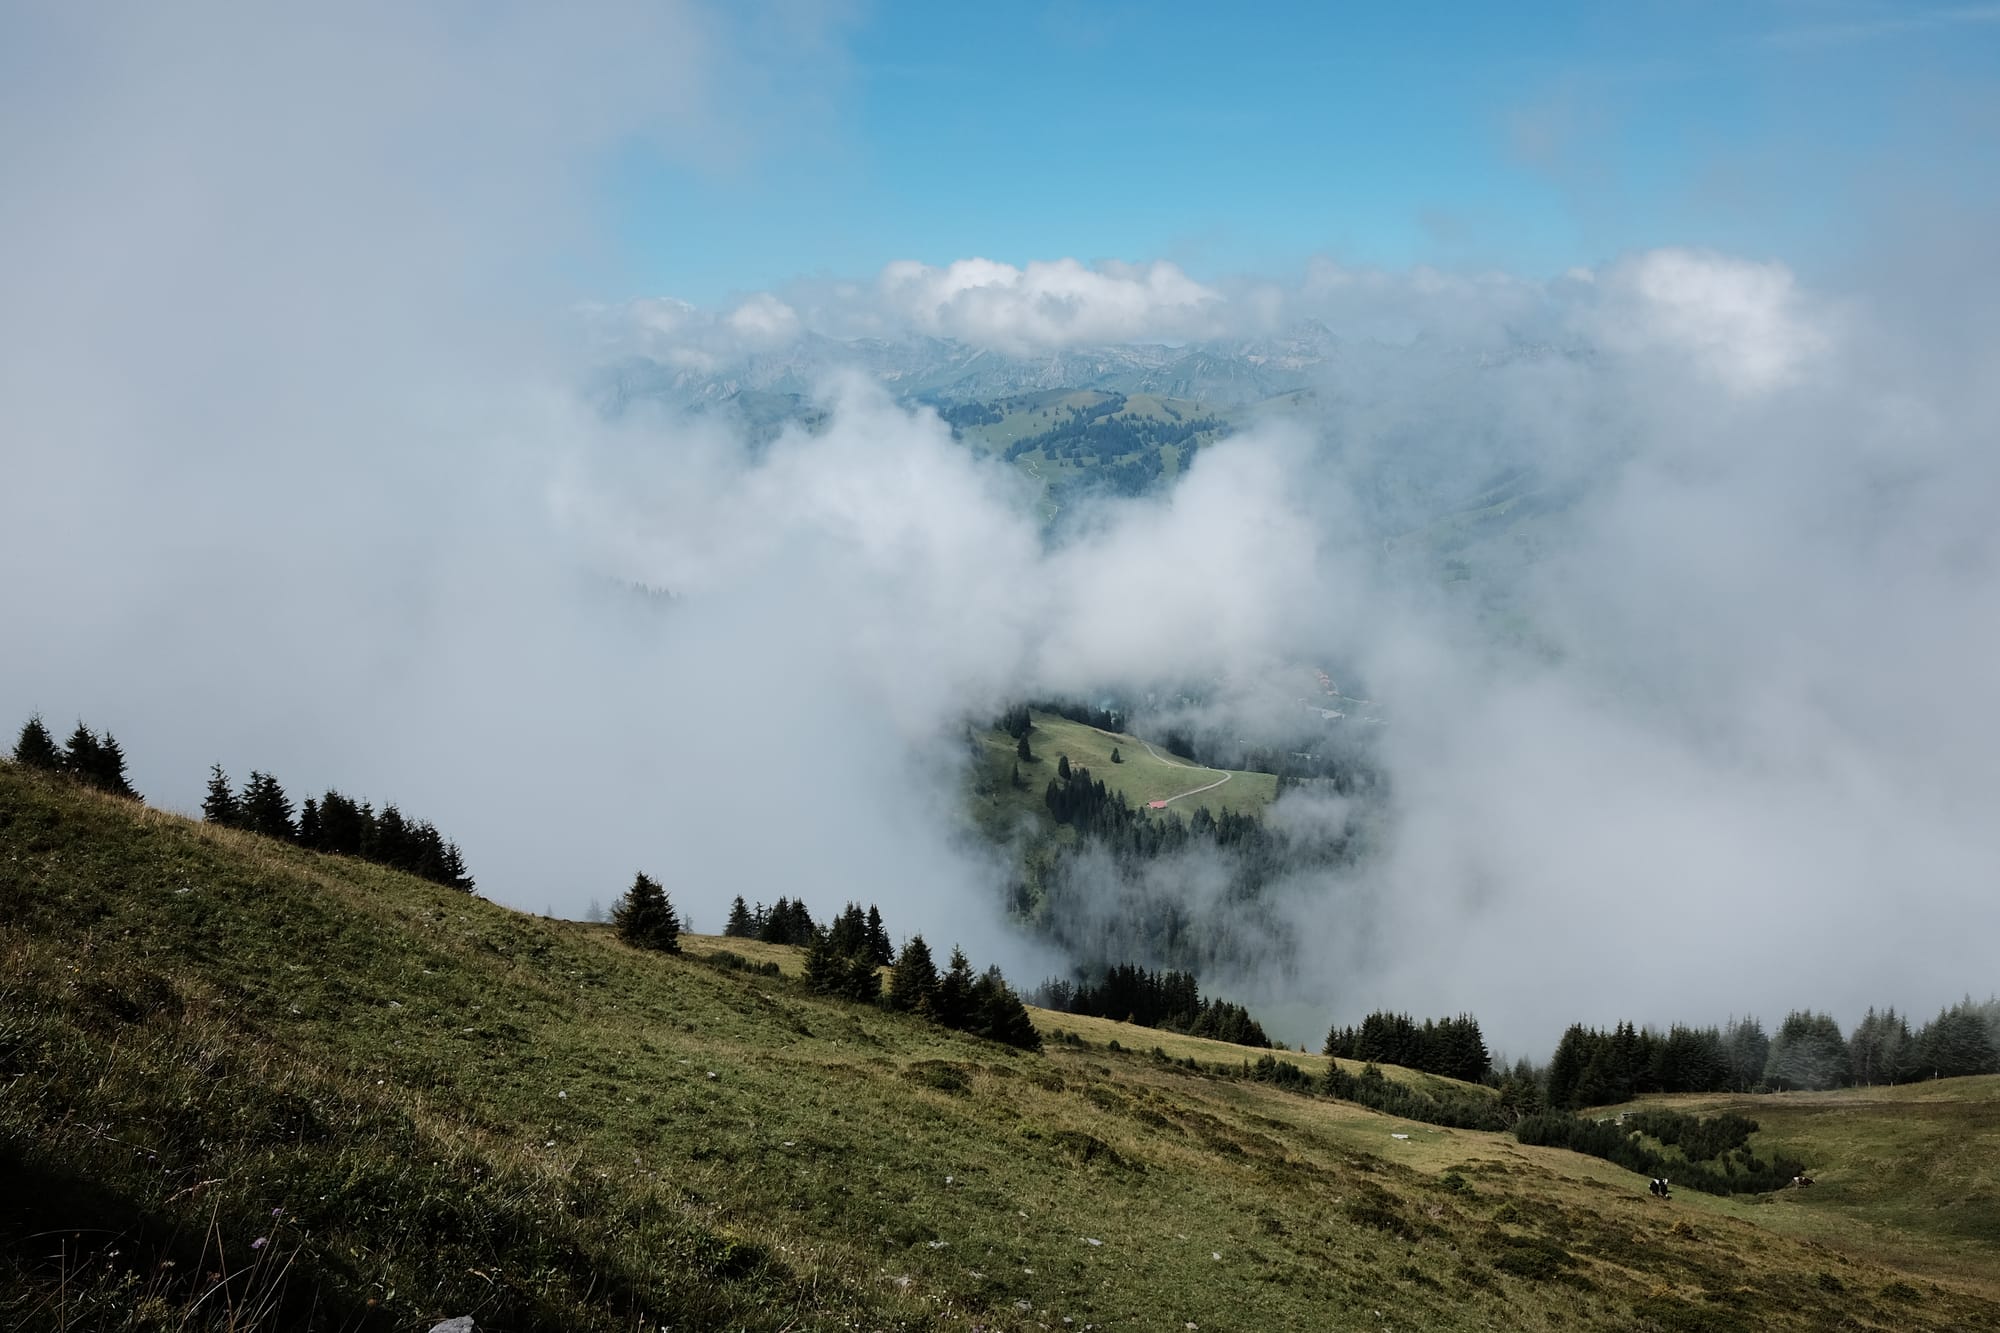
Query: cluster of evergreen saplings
xmin=12 ymin=715 xmax=140 ymax=799
xmin=1323 ymin=1011 xmax=1492 ymax=1084
xmin=1513 ymin=1109 xmax=1806 ymax=1196
xmin=202 ymin=764 xmax=473 ymax=892
xmin=1002 ymin=698 xmax=1127 ymax=738
xmin=719 ymin=894 xmax=1040 ymax=1051
xmin=1033 ymin=964 xmax=1271 ymax=1048
xmin=723 ymin=894 xmax=885 ymax=954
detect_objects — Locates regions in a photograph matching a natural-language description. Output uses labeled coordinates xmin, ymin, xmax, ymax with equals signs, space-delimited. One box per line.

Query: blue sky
xmin=607 ymin=2 xmax=2000 ymax=304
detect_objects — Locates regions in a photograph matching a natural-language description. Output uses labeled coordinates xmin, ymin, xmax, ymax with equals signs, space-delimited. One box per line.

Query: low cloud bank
xmin=4 ymin=8 xmax=1995 ymax=1053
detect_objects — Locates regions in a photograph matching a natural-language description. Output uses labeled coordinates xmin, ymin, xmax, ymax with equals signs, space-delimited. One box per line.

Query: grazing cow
xmin=1792 ymin=1174 xmax=1814 ymax=1188
xmin=1649 ymin=1178 xmax=1672 ymax=1199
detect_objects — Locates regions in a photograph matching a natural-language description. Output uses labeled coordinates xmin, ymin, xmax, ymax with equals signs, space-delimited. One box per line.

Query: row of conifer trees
xmin=202 ymin=764 xmax=474 ymax=892
xmin=1541 ymin=1002 xmax=2000 ymax=1108
xmin=12 ymin=715 xmax=139 ymax=799
xmin=11 ymin=714 xmax=475 ymax=892
xmin=1034 ymin=964 xmax=1272 ymax=1048
xmin=1323 ymin=1011 xmax=1491 ymax=1084
xmin=714 ymin=893 xmax=1039 ymax=1050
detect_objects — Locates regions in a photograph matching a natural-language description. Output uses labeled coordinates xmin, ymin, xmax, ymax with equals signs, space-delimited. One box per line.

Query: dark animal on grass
xmin=1649 ymin=1177 xmax=1672 ymax=1198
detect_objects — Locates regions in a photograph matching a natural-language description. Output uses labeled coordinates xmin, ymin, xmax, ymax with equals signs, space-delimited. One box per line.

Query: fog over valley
xmin=5 ymin=4 xmax=1997 ymax=1059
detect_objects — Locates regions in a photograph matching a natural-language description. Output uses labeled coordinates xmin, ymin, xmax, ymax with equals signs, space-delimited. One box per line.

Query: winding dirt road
xmin=1138 ymin=739 xmax=1232 ymax=806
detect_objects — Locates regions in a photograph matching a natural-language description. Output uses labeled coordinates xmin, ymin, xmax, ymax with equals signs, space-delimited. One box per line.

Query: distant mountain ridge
xmin=596 ymin=320 xmax=1585 ymax=416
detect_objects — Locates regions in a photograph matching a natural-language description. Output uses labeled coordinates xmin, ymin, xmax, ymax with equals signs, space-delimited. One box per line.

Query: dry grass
xmin=5 ymin=763 xmax=1998 ymax=1331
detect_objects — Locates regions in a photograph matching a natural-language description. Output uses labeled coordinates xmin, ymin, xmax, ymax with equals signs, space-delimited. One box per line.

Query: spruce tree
xmin=1763 ymin=1011 xmax=1849 ymax=1091
xmin=804 ymin=929 xmax=841 ymax=992
xmin=865 ymin=905 xmax=893 ymax=967
xmin=1913 ymin=1001 xmax=2000 ymax=1079
xmin=239 ymin=771 xmax=296 ymax=841
xmin=933 ymin=946 xmax=976 ymax=1030
xmin=441 ymin=841 xmax=474 ymax=893
xmin=13 ymin=715 xmax=62 ymax=771
xmin=1015 ymin=733 xmax=1033 ymax=763
xmin=725 ymin=896 xmax=754 ymax=938
xmin=829 ymin=902 xmax=867 ymax=957
xmin=62 ymin=723 xmax=101 ymax=781
xmin=612 ymin=872 xmax=680 ymax=953
xmin=297 ymin=796 xmax=322 ymax=847
xmin=1110 ymin=746 xmax=1122 ymax=764
xmin=318 ymin=790 xmax=363 ymax=854
xmin=373 ymin=804 xmax=411 ymax=871
xmin=972 ymin=965 xmax=1042 ymax=1050
xmin=887 ymin=935 xmax=938 ymax=1014
xmin=202 ymin=764 xmax=240 ymax=825
xmin=784 ymin=899 xmax=816 ymax=946
xmin=93 ymin=732 xmax=138 ymax=798
xmin=1057 ymin=754 xmax=1071 ymax=779
xmin=805 ymin=928 xmax=880 ymax=1001
xmin=760 ymin=896 xmax=794 ymax=945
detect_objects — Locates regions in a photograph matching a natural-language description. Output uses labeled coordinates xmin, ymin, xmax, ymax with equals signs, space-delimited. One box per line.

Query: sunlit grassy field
xmin=970 ymin=708 xmax=1280 ymax=833
xmin=5 ymin=762 xmax=1997 ymax=1331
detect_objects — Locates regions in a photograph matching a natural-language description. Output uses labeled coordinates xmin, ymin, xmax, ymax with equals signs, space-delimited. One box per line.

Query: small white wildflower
xmin=1082 ymin=1237 xmax=1102 ymax=1247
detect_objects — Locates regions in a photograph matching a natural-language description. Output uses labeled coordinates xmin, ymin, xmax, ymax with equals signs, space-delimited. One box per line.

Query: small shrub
xmin=1344 ymin=1192 xmax=1415 ymax=1239
xmin=1488 ymin=1234 xmax=1578 ymax=1282
xmin=902 ymin=1061 xmax=971 ymax=1095
xmin=1048 ymin=1130 xmax=1137 ymax=1172
xmin=702 ymin=949 xmax=782 ymax=977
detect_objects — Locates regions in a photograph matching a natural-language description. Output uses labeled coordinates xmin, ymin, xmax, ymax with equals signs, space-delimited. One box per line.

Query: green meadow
xmin=4 ymin=762 xmax=1997 ymax=1331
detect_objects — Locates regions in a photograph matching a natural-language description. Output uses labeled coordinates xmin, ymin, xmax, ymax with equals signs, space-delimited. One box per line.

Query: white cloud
xmin=725 ymin=292 xmax=802 ymax=344
xmin=6 ymin=5 xmax=1998 ymax=1054
xmin=877 ymin=256 xmax=1224 ymax=350
xmin=1586 ymin=248 xmax=1830 ymax=395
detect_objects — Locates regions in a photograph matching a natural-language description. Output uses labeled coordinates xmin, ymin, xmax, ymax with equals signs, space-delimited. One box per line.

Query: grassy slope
xmin=4 ymin=766 xmax=1998 ymax=1332
xmin=677 ymin=936 xmax=1486 ymax=1101
xmin=1599 ymin=1083 xmax=2000 ymax=1294
xmin=970 ymin=709 xmax=1279 ymax=839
